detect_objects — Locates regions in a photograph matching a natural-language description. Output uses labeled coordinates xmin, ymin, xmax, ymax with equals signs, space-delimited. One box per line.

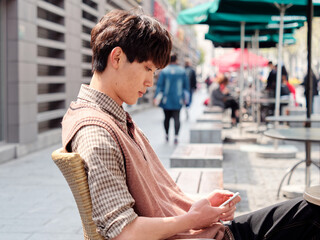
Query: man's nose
xmin=145 ymin=75 xmax=154 ymax=87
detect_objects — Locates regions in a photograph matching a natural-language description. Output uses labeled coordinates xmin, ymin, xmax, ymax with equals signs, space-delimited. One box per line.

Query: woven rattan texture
xmin=52 ymin=148 xmax=104 ymax=240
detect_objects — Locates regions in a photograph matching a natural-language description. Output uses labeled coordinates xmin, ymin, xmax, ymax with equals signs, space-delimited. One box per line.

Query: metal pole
xmin=251 ymin=36 xmax=256 ymax=123
xmin=274 ymin=6 xmax=285 ymax=121
xmin=254 ymin=30 xmax=260 ymax=125
xmin=306 ymin=0 xmax=313 ymax=187
xmin=271 ymin=5 xmax=286 ymax=150
xmin=239 ymin=21 xmax=245 ymax=134
xmin=306 ymin=141 xmax=311 ymax=187
xmin=255 ymin=30 xmax=261 ymax=132
xmin=307 ymin=0 xmax=313 ymax=122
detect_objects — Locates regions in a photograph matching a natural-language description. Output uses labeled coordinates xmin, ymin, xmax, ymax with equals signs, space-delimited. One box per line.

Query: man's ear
xmin=109 ymin=47 xmax=123 ymax=69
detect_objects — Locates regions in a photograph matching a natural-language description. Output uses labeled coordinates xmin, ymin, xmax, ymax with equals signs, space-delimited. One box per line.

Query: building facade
xmin=0 ymin=0 xmax=198 ymax=163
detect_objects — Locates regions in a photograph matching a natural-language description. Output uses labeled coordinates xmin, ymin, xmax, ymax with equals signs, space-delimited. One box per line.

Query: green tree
xmin=198 ymin=47 xmax=205 ymax=65
xmin=169 ymin=0 xmax=191 ymax=11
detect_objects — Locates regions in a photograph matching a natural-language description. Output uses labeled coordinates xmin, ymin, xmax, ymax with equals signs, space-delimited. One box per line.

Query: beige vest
xmin=62 ymin=102 xmax=225 ymax=239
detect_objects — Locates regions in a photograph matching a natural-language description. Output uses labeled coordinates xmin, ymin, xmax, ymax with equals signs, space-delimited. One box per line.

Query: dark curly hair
xmin=90 ymin=9 xmax=172 ymax=73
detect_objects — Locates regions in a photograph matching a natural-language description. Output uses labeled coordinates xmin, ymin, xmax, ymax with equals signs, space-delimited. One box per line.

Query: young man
xmin=61 ymin=9 xmax=319 ymax=240
xmin=154 ymin=54 xmax=189 ymax=144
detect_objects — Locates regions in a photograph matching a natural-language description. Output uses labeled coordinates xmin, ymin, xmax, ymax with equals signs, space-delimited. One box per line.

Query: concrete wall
xmin=0 ymin=0 xmax=198 ymax=163
xmin=1 ymin=0 xmax=143 ymax=162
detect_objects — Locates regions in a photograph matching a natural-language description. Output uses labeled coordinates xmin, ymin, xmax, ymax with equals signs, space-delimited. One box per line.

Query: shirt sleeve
xmin=183 ymin=71 xmax=190 ymax=92
xmin=71 ymin=125 xmax=138 ymax=239
xmin=155 ymin=71 xmax=165 ymax=96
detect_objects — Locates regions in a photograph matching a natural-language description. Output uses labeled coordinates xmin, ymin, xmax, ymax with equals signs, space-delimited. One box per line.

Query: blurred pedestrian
xmin=210 ymin=73 xmax=239 ymax=126
xmin=154 ymin=54 xmax=189 ymax=144
xmin=205 ymin=75 xmax=213 ymax=91
xmin=184 ymin=58 xmax=197 ymax=119
xmin=302 ymin=69 xmax=319 ymax=112
xmin=265 ymin=61 xmax=277 ymax=96
xmin=267 ymin=65 xmax=290 ymax=116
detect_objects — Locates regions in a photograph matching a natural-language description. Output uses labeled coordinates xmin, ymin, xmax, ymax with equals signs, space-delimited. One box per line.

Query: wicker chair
xmin=51 ymin=148 xmax=104 ymax=240
xmin=52 ymin=148 xmax=214 ymax=240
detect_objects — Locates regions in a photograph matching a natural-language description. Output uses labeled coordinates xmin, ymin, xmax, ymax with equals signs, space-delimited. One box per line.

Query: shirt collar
xmin=77 ymin=84 xmax=127 ymax=124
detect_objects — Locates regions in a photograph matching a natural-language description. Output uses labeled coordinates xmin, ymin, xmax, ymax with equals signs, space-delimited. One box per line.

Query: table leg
xmin=257 ymin=103 xmax=261 ymax=132
xmin=305 ymin=141 xmax=311 ymax=187
xmin=277 ymin=159 xmax=305 ymax=198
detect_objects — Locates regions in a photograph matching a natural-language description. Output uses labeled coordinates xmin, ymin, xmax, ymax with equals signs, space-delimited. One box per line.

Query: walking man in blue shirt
xmin=154 ymin=54 xmax=189 ymax=144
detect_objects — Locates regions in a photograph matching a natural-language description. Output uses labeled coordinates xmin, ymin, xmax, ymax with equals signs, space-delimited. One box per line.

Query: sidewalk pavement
xmin=0 ymin=87 xmax=319 ymax=240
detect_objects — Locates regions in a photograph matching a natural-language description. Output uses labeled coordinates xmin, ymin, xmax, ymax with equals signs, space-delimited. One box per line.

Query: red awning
xmin=211 ymin=48 xmax=268 ymax=73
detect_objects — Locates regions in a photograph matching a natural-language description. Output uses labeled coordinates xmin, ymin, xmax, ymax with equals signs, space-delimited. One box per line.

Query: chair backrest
xmin=51 ymin=148 xmax=104 ymax=240
xmin=52 ymin=148 xmax=219 ymax=240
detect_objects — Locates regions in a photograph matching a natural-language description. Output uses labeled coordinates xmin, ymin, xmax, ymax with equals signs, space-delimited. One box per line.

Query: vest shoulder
xmin=62 ymin=103 xmax=121 ymax=150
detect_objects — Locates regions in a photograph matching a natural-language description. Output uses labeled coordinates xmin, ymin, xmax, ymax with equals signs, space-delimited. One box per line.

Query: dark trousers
xmin=163 ymin=109 xmax=181 ymax=135
xmin=224 ymin=99 xmax=239 ymax=119
xmin=228 ymin=197 xmax=320 ymax=240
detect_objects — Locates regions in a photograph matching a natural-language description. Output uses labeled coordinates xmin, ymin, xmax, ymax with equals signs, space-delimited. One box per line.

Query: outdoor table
xmin=250 ymin=98 xmax=290 ymax=132
xmin=266 ymin=115 xmax=320 ymax=124
xmin=303 ymin=185 xmax=320 ymax=206
xmin=251 ymin=98 xmax=290 ymax=105
xmin=264 ymin=128 xmax=320 ymax=198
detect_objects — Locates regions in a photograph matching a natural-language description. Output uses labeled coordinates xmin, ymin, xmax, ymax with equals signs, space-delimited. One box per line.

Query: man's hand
xmin=187 ymin=198 xmax=228 ymax=230
xmin=206 ymin=190 xmax=241 ymax=222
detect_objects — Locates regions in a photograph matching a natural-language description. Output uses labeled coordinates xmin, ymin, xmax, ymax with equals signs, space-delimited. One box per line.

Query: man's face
xmin=113 ymin=57 xmax=157 ymax=106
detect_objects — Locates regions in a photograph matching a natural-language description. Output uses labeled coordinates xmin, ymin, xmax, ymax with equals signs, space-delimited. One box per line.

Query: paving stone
xmin=27 ymin=233 xmax=82 ymax=240
xmin=0 ymin=233 xmax=31 ymax=240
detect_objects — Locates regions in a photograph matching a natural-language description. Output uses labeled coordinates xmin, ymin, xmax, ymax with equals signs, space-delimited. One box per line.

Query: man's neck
xmin=89 ymin=71 xmax=122 ymax=106
xmin=89 ymin=72 xmax=105 ymax=93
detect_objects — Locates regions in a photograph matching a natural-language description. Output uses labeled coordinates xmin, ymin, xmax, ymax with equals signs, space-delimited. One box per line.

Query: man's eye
xmin=145 ymin=67 xmax=152 ymax=72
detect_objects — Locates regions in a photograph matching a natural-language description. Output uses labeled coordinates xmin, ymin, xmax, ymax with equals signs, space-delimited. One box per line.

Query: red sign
xmin=153 ymin=1 xmax=166 ymax=25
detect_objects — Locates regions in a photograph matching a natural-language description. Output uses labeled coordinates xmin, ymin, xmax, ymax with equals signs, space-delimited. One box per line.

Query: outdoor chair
xmin=51 ymin=148 xmax=104 ymax=240
xmin=52 ymin=148 xmax=213 ymax=240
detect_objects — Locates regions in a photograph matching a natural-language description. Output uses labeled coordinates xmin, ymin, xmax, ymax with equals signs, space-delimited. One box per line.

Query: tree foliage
xmin=198 ymin=47 xmax=205 ymax=65
xmin=168 ymin=0 xmax=191 ymax=11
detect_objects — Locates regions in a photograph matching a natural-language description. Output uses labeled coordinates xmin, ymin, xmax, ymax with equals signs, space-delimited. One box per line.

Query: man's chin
xmin=125 ymin=99 xmax=138 ymax=106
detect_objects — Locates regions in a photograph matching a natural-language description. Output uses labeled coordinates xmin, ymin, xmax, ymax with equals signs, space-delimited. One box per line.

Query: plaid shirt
xmin=71 ymin=85 xmax=137 ymax=239
xmin=70 ymin=85 xmax=234 ymax=240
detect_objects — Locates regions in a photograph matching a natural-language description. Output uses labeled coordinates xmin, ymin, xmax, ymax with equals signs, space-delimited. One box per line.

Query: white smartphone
xmin=219 ymin=192 xmax=240 ymax=207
